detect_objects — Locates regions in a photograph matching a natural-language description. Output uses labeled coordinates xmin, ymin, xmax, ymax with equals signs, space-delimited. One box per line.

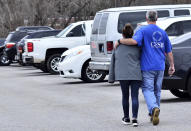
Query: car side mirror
xmin=66 ymin=32 xmax=74 ymax=37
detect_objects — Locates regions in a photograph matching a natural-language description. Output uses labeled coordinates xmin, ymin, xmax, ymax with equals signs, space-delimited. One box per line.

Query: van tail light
xmin=107 ymin=41 xmax=113 ymax=54
xmin=91 ymin=42 xmax=96 ymax=49
xmin=6 ymin=43 xmax=15 ymax=48
xmin=27 ymin=42 xmax=33 ymax=52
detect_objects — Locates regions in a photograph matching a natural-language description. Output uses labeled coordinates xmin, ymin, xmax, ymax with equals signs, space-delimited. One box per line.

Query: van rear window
xmin=98 ymin=13 xmax=109 ymax=34
xmin=92 ymin=14 xmax=102 ymax=34
xmin=174 ymin=9 xmax=190 ymax=16
xmin=158 ymin=10 xmax=170 ymax=18
xmin=118 ymin=11 xmax=146 ymax=33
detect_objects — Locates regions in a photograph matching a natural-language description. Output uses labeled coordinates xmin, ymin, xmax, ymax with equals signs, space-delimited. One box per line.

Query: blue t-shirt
xmin=133 ymin=24 xmax=172 ymax=71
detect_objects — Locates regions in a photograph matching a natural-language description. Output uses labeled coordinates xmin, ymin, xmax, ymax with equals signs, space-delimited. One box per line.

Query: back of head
xmin=122 ymin=23 xmax=134 ymax=38
xmin=146 ymin=10 xmax=158 ymax=22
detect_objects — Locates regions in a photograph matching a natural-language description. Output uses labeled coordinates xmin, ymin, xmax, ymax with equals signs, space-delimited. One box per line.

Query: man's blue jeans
xmin=141 ymin=71 xmax=164 ymax=114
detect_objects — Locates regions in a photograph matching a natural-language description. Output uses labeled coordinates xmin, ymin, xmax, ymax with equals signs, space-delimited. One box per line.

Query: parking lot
xmin=0 ymin=64 xmax=191 ymax=131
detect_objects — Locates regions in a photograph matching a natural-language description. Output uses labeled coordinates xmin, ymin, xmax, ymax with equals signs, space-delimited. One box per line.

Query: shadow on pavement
xmin=63 ymin=80 xmax=109 ymax=85
xmin=62 ymin=81 xmax=88 ymax=85
xmin=99 ymin=83 xmax=120 ymax=87
xmin=24 ymin=72 xmax=57 ymax=76
xmin=161 ymin=98 xmax=191 ymax=103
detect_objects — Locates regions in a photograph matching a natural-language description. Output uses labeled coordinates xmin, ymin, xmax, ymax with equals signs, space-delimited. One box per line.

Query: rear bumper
xmin=23 ymin=56 xmax=34 ymax=63
xmin=89 ymin=61 xmax=110 ymax=71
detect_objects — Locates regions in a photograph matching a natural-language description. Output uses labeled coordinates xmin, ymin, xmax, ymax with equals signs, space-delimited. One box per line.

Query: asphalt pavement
xmin=0 ymin=64 xmax=191 ymax=131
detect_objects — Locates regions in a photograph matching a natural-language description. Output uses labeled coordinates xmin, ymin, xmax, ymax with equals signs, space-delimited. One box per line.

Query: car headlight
xmin=62 ymin=50 xmax=83 ymax=61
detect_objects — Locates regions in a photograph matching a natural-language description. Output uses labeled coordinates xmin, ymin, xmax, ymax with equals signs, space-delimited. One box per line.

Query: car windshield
xmin=5 ymin=33 xmax=13 ymax=42
xmin=56 ymin=24 xmax=73 ymax=37
xmin=19 ymin=35 xmax=29 ymax=42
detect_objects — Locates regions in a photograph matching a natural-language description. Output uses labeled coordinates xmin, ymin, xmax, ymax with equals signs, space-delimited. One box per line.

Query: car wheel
xmin=0 ymin=53 xmax=11 ymax=66
xmin=46 ymin=54 xmax=61 ymax=74
xmin=81 ymin=61 xmax=106 ymax=83
xmin=170 ymin=88 xmax=190 ymax=98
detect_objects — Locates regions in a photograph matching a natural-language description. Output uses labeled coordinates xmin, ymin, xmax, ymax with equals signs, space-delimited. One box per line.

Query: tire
xmin=39 ymin=64 xmax=48 ymax=73
xmin=81 ymin=61 xmax=106 ymax=83
xmin=46 ymin=54 xmax=61 ymax=74
xmin=32 ymin=63 xmax=48 ymax=73
xmin=170 ymin=88 xmax=190 ymax=98
xmin=0 ymin=53 xmax=11 ymax=66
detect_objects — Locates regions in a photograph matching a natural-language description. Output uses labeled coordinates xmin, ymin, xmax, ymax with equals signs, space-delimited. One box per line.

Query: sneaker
xmin=122 ymin=117 xmax=131 ymax=125
xmin=152 ymin=107 xmax=160 ymax=125
xmin=132 ymin=119 xmax=138 ymax=127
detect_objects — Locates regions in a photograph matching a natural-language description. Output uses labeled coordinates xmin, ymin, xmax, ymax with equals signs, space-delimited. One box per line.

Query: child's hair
xmin=122 ymin=23 xmax=134 ymax=38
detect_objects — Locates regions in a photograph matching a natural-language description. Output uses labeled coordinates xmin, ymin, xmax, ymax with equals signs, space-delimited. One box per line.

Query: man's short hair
xmin=146 ymin=10 xmax=158 ymax=22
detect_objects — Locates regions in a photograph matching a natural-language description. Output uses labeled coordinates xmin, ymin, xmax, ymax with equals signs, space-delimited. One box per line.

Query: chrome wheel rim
xmin=86 ymin=65 xmax=102 ymax=81
xmin=50 ymin=57 xmax=60 ymax=72
xmin=1 ymin=55 xmax=10 ymax=64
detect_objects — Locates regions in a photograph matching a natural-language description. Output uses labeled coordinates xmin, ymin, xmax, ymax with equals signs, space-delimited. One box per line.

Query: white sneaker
xmin=132 ymin=119 xmax=138 ymax=127
xmin=122 ymin=117 xmax=131 ymax=125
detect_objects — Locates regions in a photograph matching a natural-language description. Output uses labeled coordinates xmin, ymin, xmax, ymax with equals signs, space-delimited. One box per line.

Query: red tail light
xmin=27 ymin=42 xmax=33 ymax=52
xmin=107 ymin=41 xmax=113 ymax=54
xmin=6 ymin=43 xmax=15 ymax=48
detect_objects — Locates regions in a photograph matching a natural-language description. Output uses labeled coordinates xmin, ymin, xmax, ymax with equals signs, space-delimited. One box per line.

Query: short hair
xmin=146 ymin=10 xmax=158 ymax=22
xmin=122 ymin=23 xmax=134 ymax=38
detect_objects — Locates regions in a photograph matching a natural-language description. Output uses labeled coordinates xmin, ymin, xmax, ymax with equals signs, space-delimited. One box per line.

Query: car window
xmin=174 ymin=9 xmax=190 ymax=16
xmin=5 ymin=33 xmax=13 ymax=42
xmin=118 ymin=11 xmax=146 ymax=33
xmin=98 ymin=13 xmax=109 ymax=34
xmin=165 ymin=22 xmax=184 ymax=36
xmin=67 ymin=24 xmax=85 ymax=37
xmin=92 ymin=14 xmax=102 ymax=34
xmin=8 ymin=32 xmax=28 ymax=42
xmin=20 ymin=35 xmax=29 ymax=41
xmin=183 ymin=20 xmax=191 ymax=34
xmin=158 ymin=10 xmax=170 ymax=18
xmin=56 ymin=24 xmax=73 ymax=37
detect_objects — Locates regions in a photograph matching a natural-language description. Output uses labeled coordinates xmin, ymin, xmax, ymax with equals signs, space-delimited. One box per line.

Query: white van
xmin=89 ymin=4 xmax=191 ymax=73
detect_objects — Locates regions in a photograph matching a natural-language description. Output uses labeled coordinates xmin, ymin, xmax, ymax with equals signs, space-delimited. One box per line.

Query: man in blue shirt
xmin=115 ymin=10 xmax=175 ymax=125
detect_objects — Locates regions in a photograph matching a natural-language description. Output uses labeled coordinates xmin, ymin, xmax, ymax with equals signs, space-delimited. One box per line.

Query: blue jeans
xmin=119 ymin=80 xmax=141 ymax=119
xmin=141 ymin=71 xmax=164 ymax=114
